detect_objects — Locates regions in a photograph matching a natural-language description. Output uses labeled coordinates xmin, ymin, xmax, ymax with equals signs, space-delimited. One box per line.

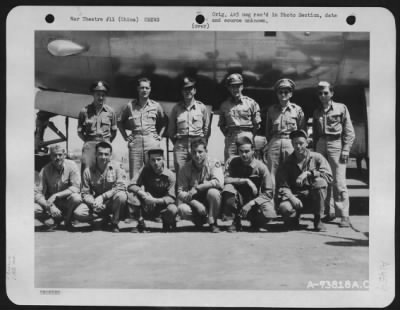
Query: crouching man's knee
xmin=178 ymin=203 xmax=192 ymax=221
xmin=162 ymin=204 xmax=178 ymax=224
xmin=278 ymin=200 xmax=297 ymax=220
xmin=73 ymin=203 xmax=92 ymax=222
xmin=112 ymin=191 xmax=128 ymax=204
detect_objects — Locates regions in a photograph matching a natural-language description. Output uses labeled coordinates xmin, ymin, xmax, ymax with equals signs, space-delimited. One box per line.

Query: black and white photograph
xmin=6 ymin=6 xmax=395 ymax=307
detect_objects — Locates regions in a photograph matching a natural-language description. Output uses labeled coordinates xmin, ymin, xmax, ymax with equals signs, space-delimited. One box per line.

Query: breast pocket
xmin=286 ymin=117 xmax=297 ymax=130
xmin=176 ymin=116 xmax=188 ymax=130
xmin=237 ymin=108 xmax=251 ymax=122
xmin=84 ymin=119 xmax=94 ymax=132
xmin=101 ymin=116 xmax=111 ymax=128
xmin=192 ymin=114 xmax=203 ymax=128
xmin=272 ymin=119 xmax=281 ymax=132
xmin=145 ymin=110 xmax=157 ymax=126
xmin=327 ymin=113 xmax=342 ymax=132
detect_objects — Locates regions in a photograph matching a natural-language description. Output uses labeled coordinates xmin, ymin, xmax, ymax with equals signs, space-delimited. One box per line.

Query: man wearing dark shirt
xmin=127 ymin=148 xmax=178 ymax=233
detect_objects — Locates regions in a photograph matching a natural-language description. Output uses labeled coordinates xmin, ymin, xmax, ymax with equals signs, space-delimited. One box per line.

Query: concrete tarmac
xmin=35 ymin=213 xmax=368 ymax=290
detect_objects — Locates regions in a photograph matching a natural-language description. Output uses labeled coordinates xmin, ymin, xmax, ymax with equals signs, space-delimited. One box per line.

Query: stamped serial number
xmin=307 ymin=280 xmax=369 ymax=289
xmin=40 ymin=290 xmax=61 ymax=295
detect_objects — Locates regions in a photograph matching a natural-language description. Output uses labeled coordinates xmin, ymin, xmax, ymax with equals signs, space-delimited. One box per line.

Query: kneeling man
xmin=276 ymin=130 xmax=333 ymax=231
xmin=127 ymin=147 xmax=178 ymax=233
xmin=74 ymin=141 xmax=128 ymax=232
xmin=177 ymin=138 xmax=224 ymax=233
xmin=222 ymin=135 xmax=276 ymax=232
xmin=35 ymin=144 xmax=82 ymax=230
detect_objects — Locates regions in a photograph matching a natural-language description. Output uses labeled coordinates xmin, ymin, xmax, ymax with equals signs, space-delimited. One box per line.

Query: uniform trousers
xmin=278 ymin=181 xmax=327 ymax=223
xmin=128 ymin=134 xmax=160 ymax=180
xmin=222 ymin=183 xmax=276 ymax=226
xmin=128 ymin=193 xmax=178 ymax=225
xmin=73 ymin=191 xmax=128 ymax=225
xmin=178 ymin=188 xmax=221 ymax=225
xmin=263 ymin=137 xmax=293 ymax=186
xmin=35 ymin=193 xmax=82 ymax=226
xmin=316 ymin=136 xmax=349 ymax=217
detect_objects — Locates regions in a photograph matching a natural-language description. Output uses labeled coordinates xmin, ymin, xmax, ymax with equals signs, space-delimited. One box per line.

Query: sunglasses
xmin=278 ymin=90 xmax=291 ymax=95
xmin=318 ymin=91 xmax=330 ymax=96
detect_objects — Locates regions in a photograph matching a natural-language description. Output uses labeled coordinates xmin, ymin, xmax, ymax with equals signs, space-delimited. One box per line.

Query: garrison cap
xmin=181 ymin=77 xmax=196 ymax=89
xmin=49 ymin=144 xmax=66 ymax=154
xmin=90 ymin=80 xmax=110 ymax=93
xmin=274 ymin=78 xmax=296 ymax=91
xmin=289 ymin=129 xmax=308 ymax=140
xmin=236 ymin=134 xmax=254 ymax=147
xmin=147 ymin=147 xmax=164 ymax=157
xmin=226 ymin=73 xmax=243 ymax=86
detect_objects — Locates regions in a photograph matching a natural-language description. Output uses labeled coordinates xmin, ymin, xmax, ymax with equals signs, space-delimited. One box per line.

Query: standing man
xmin=218 ymin=73 xmax=262 ymax=162
xmin=222 ymin=135 xmax=276 ymax=232
xmin=177 ymin=138 xmax=224 ymax=233
xmin=35 ymin=144 xmax=82 ymax=230
xmin=78 ymin=81 xmax=117 ymax=175
xmin=74 ymin=141 xmax=128 ymax=232
xmin=127 ymin=147 xmax=178 ymax=233
xmin=168 ymin=77 xmax=210 ymax=176
xmin=118 ymin=78 xmax=168 ymax=179
xmin=277 ymin=130 xmax=333 ymax=231
xmin=263 ymin=78 xmax=305 ymax=184
xmin=313 ymin=81 xmax=355 ymax=227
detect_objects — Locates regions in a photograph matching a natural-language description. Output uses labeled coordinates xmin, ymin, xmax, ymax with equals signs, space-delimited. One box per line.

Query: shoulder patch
xmin=214 ymin=161 xmax=221 ymax=168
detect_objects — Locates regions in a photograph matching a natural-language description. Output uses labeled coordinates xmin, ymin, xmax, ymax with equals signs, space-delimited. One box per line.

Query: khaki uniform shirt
xmin=118 ymin=98 xmax=167 ymax=136
xmin=312 ymin=101 xmax=355 ymax=152
xmin=82 ymin=160 xmax=127 ymax=204
xmin=265 ymin=102 xmax=305 ymax=140
xmin=78 ymin=103 xmax=117 ymax=141
xmin=37 ymin=159 xmax=80 ymax=200
xmin=218 ymin=96 xmax=261 ymax=134
xmin=168 ymin=100 xmax=210 ymax=139
xmin=177 ymin=157 xmax=224 ymax=201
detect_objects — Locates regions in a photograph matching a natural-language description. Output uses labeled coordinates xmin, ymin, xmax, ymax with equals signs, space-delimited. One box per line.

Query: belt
xmin=227 ymin=127 xmax=253 ymax=133
xmin=131 ymin=131 xmax=153 ymax=136
xmin=86 ymin=137 xmax=110 ymax=142
xmin=176 ymin=135 xmax=203 ymax=140
xmin=272 ymin=133 xmax=290 ymax=139
xmin=321 ymin=134 xmax=341 ymax=139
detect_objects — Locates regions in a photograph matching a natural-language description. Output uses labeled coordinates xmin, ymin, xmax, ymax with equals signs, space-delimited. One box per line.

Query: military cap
xmin=226 ymin=73 xmax=243 ymax=86
xmin=274 ymin=78 xmax=296 ymax=91
xmin=236 ymin=134 xmax=254 ymax=147
xmin=49 ymin=144 xmax=66 ymax=154
xmin=90 ymin=80 xmax=110 ymax=93
xmin=147 ymin=147 xmax=164 ymax=157
xmin=181 ymin=77 xmax=196 ymax=89
xmin=289 ymin=129 xmax=308 ymax=140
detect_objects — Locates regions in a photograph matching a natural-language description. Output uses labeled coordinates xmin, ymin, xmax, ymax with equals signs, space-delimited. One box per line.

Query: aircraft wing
xmin=35 ymin=90 xmax=177 ymax=119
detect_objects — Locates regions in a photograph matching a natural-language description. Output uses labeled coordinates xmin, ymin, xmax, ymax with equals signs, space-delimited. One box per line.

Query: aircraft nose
xmin=47 ymin=39 xmax=88 ymax=56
